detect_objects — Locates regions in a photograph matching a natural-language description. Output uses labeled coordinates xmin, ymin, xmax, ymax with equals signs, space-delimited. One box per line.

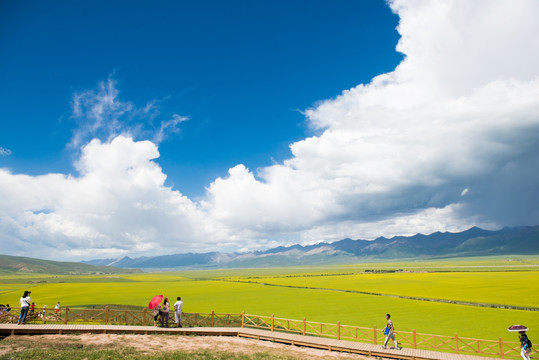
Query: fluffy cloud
xmin=0 ymin=136 xmax=218 ymax=259
xmin=1 ymin=0 xmax=538 ymax=259
xmin=203 ymin=0 xmax=539 ymax=240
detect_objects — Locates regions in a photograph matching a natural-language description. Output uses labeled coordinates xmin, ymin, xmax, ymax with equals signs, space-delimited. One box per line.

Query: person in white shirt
xmin=18 ymin=290 xmax=31 ymax=324
xmin=382 ymin=313 xmax=401 ymax=350
xmin=174 ymin=297 xmax=183 ymax=328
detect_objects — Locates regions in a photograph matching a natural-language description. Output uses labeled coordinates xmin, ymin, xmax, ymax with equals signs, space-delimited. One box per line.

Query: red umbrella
xmin=148 ymin=295 xmax=163 ymax=309
xmin=508 ymin=325 xmax=529 ymax=332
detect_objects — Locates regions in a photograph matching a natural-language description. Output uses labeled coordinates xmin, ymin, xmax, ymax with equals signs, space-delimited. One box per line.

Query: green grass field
xmin=1 ymin=256 xmax=537 ymax=342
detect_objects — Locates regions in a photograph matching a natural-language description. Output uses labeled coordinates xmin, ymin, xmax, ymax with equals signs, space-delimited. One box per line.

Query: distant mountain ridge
xmin=0 ymin=254 xmax=142 ymax=274
xmin=83 ymin=226 xmax=539 ymax=269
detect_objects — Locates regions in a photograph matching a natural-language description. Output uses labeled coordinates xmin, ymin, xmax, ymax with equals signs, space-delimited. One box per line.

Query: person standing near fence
xmin=17 ymin=290 xmax=31 ymax=324
xmin=174 ymin=297 xmax=183 ymax=328
xmin=161 ymin=298 xmax=170 ymax=327
xmin=382 ymin=313 xmax=401 ymax=350
xmin=55 ymin=301 xmax=60 ymax=315
xmin=519 ymin=331 xmax=532 ymax=360
xmin=152 ymin=304 xmax=161 ymax=327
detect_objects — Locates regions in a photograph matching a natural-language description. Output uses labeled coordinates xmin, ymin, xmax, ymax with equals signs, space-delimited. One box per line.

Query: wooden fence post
xmin=455 ymin=333 xmax=459 ymax=354
xmin=302 ymin=317 xmax=306 ymax=336
xmin=105 ymin=306 xmax=109 ymax=325
xmin=499 ymin=337 xmax=504 ymax=359
xmin=373 ymin=325 xmax=377 ymax=345
xmin=413 ymin=329 xmax=417 ymax=349
xmin=64 ymin=306 xmax=69 ymax=324
xmin=337 ymin=321 xmax=341 ymax=340
xmin=142 ymin=308 xmax=147 ymax=326
xmin=241 ymin=311 xmax=245 ymax=328
xmin=211 ymin=310 xmax=215 ymax=327
xmin=271 ymin=314 xmax=274 ymax=332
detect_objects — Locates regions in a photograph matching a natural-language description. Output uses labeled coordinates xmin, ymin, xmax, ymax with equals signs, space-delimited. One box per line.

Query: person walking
xmin=161 ymin=298 xmax=170 ymax=327
xmin=382 ymin=313 xmax=400 ymax=350
xmin=519 ymin=331 xmax=532 ymax=360
xmin=174 ymin=297 xmax=183 ymax=328
xmin=18 ymin=290 xmax=31 ymax=324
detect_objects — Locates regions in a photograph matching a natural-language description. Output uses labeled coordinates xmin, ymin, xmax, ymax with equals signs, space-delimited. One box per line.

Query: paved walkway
xmin=0 ymin=324 xmax=501 ymax=360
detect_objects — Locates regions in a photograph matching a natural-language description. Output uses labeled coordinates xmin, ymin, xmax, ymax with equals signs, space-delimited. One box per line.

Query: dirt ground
xmin=0 ymin=334 xmax=371 ymax=359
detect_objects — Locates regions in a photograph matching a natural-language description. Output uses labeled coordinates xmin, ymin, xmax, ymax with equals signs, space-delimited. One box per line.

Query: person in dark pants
xmin=161 ymin=298 xmax=169 ymax=327
xmin=152 ymin=305 xmax=161 ymax=327
xmin=519 ymin=331 xmax=532 ymax=360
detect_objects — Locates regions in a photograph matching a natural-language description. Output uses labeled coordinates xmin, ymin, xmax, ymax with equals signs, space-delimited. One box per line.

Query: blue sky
xmin=1 ymin=0 xmax=539 ymax=261
xmin=1 ymin=0 xmax=401 ymax=198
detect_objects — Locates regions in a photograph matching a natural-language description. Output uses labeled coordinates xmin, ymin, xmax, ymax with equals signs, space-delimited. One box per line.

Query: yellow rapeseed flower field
xmin=1 ymin=256 xmax=537 ymax=341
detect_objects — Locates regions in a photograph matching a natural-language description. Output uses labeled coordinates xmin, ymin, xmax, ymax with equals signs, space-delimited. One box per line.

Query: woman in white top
xmin=18 ymin=290 xmax=31 ymax=324
xmin=161 ymin=298 xmax=170 ymax=327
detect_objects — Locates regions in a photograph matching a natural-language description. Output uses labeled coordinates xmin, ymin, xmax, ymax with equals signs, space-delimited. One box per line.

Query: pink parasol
xmin=148 ymin=295 xmax=163 ymax=309
xmin=508 ymin=325 xmax=529 ymax=332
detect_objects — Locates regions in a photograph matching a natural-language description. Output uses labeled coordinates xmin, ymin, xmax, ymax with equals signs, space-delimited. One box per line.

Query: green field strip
xmin=223 ymin=279 xmax=539 ymax=311
xmin=244 ymin=270 xmax=539 ymax=308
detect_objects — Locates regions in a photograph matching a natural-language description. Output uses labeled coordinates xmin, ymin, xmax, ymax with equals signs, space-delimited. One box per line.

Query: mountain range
xmin=0 ymin=254 xmax=142 ymax=274
xmin=83 ymin=226 xmax=539 ymax=269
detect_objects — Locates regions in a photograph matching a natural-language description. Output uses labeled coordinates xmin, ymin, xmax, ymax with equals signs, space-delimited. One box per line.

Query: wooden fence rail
xmin=0 ymin=307 xmax=533 ymax=359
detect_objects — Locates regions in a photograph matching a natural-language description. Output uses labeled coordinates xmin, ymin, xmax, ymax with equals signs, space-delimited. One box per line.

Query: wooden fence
xmin=0 ymin=307 xmax=532 ymax=359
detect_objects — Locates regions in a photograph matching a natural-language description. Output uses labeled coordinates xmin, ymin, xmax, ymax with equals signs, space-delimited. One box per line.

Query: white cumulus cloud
xmin=1 ymin=0 xmax=539 ymax=260
xmin=0 ymin=136 xmax=222 ymax=259
xmin=203 ymin=0 xmax=539 ymax=241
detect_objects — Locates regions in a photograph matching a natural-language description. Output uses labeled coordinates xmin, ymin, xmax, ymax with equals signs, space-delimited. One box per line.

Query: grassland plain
xmin=0 ymin=256 xmax=537 ymax=342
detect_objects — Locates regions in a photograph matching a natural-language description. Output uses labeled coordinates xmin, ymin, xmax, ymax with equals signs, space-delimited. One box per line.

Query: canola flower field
xmin=1 ymin=256 xmax=537 ymax=341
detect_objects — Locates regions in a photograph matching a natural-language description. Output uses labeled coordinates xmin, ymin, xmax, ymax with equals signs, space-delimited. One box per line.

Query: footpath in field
xmin=0 ymin=323 xmax=501 ymax=360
